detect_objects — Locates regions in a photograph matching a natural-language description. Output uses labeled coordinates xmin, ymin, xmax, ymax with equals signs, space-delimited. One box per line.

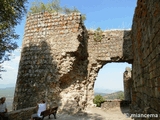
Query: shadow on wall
xmin=123 ymin=30 xmax=133 ymax=64
xmin=13 ymin=40 xmax=61 ymax=110
xmin=120 ymin=100 xmax=131 ymax=118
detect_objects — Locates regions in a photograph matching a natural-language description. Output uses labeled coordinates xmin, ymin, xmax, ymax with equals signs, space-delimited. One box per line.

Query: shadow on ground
xmin=43 ymin=111 xmax=106 ymax=120
xmin=120 ymin=100 xmax=131 ymax=118
xmin=58 ymin=112 xmax=106 ymax=120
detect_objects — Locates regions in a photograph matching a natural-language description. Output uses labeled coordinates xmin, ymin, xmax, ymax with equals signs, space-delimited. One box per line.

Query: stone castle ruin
xmin=12 ymin=0 xmax=160 ymax=119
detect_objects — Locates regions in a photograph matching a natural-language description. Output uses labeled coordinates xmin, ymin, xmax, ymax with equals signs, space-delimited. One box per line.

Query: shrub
xmin=93 ymin=95 xmax=105 ymax=107
xmin=93 ymin=27 xmax=103 ymax=42
xmin=117 ymin=92 xmax=124 ymax=100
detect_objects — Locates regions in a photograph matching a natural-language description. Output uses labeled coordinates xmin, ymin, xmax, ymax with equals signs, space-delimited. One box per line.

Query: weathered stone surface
xmin=86 ymin=30 xmax=133 ymax=106
xmin=13 ymin=12 xmax=132 ymax=115
xmin=13 ymin=13 xmax=88 ymax=115
xmin=87 ymin=30 xmax=132 ymax=63
xmin=101 ymin=100 xmax=131 ymax=110
xmin=8 ymin=107 xmax=36 ymax=120
xmin=123 ymin=67 xmax=132 ymax=101
xmin=130 ymin=0 xmax=160 ymax=118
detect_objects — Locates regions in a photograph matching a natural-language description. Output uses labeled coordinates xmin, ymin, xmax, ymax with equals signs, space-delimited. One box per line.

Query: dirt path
xmin=44 ymin=107 xmax=132 ymax=120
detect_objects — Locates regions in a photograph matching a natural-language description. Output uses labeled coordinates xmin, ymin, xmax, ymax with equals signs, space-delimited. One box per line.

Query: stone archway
xmin=93 ymin=63 xmax=132 ymax=96
xmin=13 ymin=13 xmax=133 ymax=114
xmin=85 ymin=30 xmax=133 ymax=107
xmin=86 ymin=62 xmax=132 ymax=107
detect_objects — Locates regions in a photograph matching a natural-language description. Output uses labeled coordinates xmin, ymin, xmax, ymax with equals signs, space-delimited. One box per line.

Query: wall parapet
xmin=101 ymin=100 xmax=131 ymax=110
xmin=8 ymin=107 xmax=36 ymax=120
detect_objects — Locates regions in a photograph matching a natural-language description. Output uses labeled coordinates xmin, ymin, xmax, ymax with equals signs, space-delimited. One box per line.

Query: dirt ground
xmin=43 ymin=106 xmax=132 ymax=120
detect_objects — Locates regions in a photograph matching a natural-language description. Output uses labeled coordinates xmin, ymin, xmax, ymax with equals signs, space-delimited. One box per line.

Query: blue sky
xmin=0 ymin=0 xmax=136 ymax=90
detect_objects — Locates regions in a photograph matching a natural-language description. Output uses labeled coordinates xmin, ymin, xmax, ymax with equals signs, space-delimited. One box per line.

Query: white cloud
xmin=0 ymin=49 xmax=21 ymax=85
xmin=12 ymin=56 xmax=20 ymax=63
xmin=2 ymin=64 xmax=15 ymax=70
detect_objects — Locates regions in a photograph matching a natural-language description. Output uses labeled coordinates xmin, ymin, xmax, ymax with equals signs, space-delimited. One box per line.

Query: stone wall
xmin=13 ymin=12 xmax=88 ymax=114
xmin=101 ymin=100 xmax=131 ymax=110
xmin=123 ymin=67 xmax=132 ymax=101
xmin=8 ymin=107 xmax=36 ymax=120
xmin=131 ymin=0 xmax=160 ymax=118
xmin=88 ymin=30 xmax=132 ymax=63
xmin=13 ymin=13 xmax=132 ymax=113
xmin=13 ymin=11 xmax=133 ymax=114
xmin=86 ymin=30 xmax=132 ymax=106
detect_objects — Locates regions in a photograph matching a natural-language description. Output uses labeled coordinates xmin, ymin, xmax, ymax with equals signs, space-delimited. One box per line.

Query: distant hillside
xmin=0 ymin=87 xmax=15 ymax=111
xmin=94 ymin=88 xmax=117 ymax=94
xmin=0 ymin=87 xmax=15 ymax=96
xmin=103 ymin=91 xmax=124 ymax=100
xmin=0 ymin=87 xmax=124 ymax=111
xmin=94 ymin=92 xmax=107 ymax=96
xmin=0 ymin=83 xmax=15 ymax=88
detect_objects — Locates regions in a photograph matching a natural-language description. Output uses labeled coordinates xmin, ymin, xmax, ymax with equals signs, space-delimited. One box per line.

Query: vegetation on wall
xmin=28 ymin=0 xmax=86 ymax=22
xmin=93 ymin=27 xmax=103 ymax=42
xmin=93 ymin=94 xmax=105 ymax=107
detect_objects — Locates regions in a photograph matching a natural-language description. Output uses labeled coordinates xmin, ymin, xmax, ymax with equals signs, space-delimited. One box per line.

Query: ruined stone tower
xmin=13 ymin=12 xmax=88 ymax=113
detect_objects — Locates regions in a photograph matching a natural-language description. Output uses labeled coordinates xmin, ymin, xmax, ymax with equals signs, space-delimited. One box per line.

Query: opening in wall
xmin=93 ymin=62 xmax=132 ymax=100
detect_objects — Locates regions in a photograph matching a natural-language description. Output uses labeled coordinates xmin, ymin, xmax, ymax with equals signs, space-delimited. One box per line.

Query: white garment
xmin=37 ymin=103 xmax=46 ymax=117
xmin=0 ymin=102 xmax=7 ymax=112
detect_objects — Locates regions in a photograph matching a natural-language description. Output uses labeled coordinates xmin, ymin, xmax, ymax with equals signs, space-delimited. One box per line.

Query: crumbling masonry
xmin=13 ymin=0 xmax=160 ymax=117
xmin=123 ymin=67 xmax=132 ymax=101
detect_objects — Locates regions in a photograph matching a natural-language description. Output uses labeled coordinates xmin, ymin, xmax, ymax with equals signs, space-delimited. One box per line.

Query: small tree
xmin=93 ymin=95 xmax=105 ymax=107
xmin=0 ymin=0 xmax=27 ymax=78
